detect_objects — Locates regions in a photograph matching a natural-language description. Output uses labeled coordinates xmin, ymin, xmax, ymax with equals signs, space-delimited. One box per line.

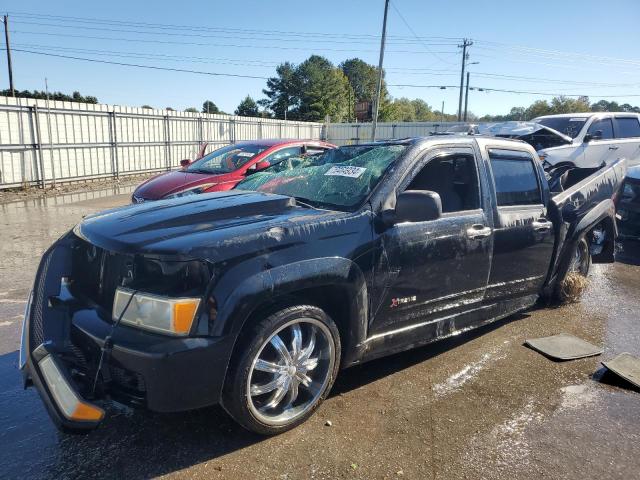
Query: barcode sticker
xmin=324 ymin=166 xmax=366 ymax=178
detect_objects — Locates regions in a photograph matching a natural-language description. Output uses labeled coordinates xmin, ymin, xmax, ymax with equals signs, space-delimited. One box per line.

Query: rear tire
xmin=552 ymin=237 xmax=591 ymax=303
xmin=222 ymin=305 xmax=341 ymax=435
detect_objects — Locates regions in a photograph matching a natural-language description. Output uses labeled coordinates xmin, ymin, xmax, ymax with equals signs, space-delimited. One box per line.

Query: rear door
xmin=485 ymin=148 xmax=555 ymax=301
xmin=613 ymin=116 xmax=640 ymax=166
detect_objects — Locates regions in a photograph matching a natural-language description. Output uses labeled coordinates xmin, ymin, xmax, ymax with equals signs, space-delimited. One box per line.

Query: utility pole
xmin=457 ymin=38 xmax=472 ymax=121
xmin=371 ymin=0 xmax=390 ymax=142
xmin=440 ymin=100 xmax=444 ymax=123
xmin=463 ymin=71 xmax=470 ymax=122
xmin=3 ymin=15 xmax=15 ymax=96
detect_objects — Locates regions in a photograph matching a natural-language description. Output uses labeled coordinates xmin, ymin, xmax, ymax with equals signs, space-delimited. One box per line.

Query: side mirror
xmin=583 ymin=133 xmax=592 ymax=143
xmin=255 ymin=160 xmax=270 ymax=171
xmin=180 ymin=159 xmax=191 ymax=167
xmin=389 ymin=190 xmax=442 ymax=224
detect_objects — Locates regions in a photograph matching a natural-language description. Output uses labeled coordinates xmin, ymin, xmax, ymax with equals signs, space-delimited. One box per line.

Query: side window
xmin=489 ymin=149 xmax=542 ymax=207
xmin=265 ymin=146 xmax=302 ymax=164
xmin=588 ymin=118 xmax=614 ymax=140
xmin=405 ymin=153 xmax=480 ymax=213
xmin=615 ymin=117 xmax=640 ymax=138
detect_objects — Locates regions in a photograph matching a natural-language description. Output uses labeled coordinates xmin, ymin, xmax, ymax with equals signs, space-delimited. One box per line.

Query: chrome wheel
xmin=246 ymin=318 xmax=335 ymax=426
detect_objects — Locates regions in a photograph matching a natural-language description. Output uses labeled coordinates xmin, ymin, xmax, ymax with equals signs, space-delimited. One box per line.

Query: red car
xmin=132 ymin=139 xmax=335 ymax=202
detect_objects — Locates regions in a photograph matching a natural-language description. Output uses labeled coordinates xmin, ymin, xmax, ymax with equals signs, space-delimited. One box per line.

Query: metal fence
xmin=0 ymin=96 xmax=324 ymax=189
xmin=325 ymin=121 xmax=468 ymax=145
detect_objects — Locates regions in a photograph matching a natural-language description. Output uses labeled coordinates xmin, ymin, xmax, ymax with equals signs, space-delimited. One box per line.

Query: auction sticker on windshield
xmin=236 ymin=152 xmax=256 ymax=157
xmin=324 ymin=166 xmax=366 ymax=178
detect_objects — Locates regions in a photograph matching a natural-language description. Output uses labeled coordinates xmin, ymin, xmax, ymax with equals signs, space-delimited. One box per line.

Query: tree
xmin=202 ymin=100 xmax=220 ymax=114
xmin=550 ymin=95 xmax=590 ymax=114
xmin=260 ymin=62 xmax=297 ymax=119
xmin=411 ymin=99 xmax=436 ymax=121
xmin=141 ymin=105 xmax=153 ymax=109
xmin=235 ymin=95 xmax=260 ymax=117
xmin=1 ymin=89 xmax=98 ymax=103
xmin=292 ymin=55 xmax=352 ymax=122
xmin=184 ymin=107 xmax=199 ymax=113
xmin=340 ymin=58 xmax=394 ymax=121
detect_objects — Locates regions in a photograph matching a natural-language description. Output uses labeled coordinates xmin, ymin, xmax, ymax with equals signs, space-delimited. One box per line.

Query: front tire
xmin=222 ymin=305 xmax=341 ymax=435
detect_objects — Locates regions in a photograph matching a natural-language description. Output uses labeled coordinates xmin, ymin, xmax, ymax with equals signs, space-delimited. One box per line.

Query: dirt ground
xmin=0 ymin=187 xmax=638 ymax=480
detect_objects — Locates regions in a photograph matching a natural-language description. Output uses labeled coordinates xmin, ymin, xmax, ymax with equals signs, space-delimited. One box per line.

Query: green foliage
xmin=141 ymin=105 xmax=153 ymax=109
xmin=202 ymin=100 xmax=220 ymax=114
xmin=1 ymin=89 xmax=98 ymax=103
xmin=184 ymin=107 xmax=199 ymax=113
xmin=294 ymin=55 xmax=352 ymax=122
xmin=235 ymin=95 xmax=260 ymax=117
xmin=385 ymin=98 xmax=437 ymax=122
xmin=340 ymin=58 xmax=382 ymax=103
xmin=260 ymin=62 xmax=297 ymax=119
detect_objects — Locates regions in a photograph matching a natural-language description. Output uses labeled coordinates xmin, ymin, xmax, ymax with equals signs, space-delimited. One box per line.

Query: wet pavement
xmin=1 ymin=187 xmax=639 ymax=479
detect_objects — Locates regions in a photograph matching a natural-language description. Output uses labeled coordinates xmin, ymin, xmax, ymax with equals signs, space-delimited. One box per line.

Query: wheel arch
xmin=216 ymin=258 xmax=369 ymax=369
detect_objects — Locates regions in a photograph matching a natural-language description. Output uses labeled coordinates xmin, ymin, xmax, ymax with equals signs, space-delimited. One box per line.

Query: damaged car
xmin=20 ymin=136 xmax=626 ymax=435
xmin=489 ymin=113 xmax=640 ymax=169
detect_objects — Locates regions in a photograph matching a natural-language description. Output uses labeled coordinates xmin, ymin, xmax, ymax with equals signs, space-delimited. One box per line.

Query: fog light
xmin=39 ymin=355 xmax=104 ymax=422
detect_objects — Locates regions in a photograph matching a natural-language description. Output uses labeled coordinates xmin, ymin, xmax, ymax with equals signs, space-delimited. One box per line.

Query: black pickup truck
xmin=20 ymin=137 xmax=626 ymax=435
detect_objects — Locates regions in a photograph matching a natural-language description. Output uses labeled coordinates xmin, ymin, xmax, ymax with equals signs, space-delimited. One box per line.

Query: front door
xmin=584 ymin=117 xmax=616 ymax=167
xmin=484 ymin=148 xmax=555 ymax=301
xmin=372 ymin=148 xmax=492 ymax=335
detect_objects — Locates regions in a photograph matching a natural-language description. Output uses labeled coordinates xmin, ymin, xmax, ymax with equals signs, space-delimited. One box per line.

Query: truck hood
xmin=484 ymin=122 xmax=573 ymax=145
xmin=74 ymin=190 xmax=334 ymax=256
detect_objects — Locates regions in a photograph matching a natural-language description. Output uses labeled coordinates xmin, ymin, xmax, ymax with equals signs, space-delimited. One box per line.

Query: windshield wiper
xmin=292 ymin=196 xmax=320 ymax=209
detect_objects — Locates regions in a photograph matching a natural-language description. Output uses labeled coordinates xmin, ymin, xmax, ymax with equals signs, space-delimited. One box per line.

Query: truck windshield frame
xmin=236 ymin=144 xmax=408 ymax=211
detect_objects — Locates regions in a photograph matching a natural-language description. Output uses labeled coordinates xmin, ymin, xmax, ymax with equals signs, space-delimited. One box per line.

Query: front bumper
xmin=20 ymin=233 xmax=235 ymax=431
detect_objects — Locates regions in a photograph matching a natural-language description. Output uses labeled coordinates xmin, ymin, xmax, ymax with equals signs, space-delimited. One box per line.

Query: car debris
xmin=602 ymin=353 xmax=640 ymax=389
xmin=525 ymin=333 xmax=603 ymax=361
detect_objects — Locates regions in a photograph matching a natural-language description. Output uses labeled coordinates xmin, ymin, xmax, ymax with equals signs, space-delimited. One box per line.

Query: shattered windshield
xmin=236 ymin=144 xmax=407 ymax=210
xmin=534 ymin=117 xmax=588 ymax=138
xmin=186 ymin=143 xmax=268 ymax=174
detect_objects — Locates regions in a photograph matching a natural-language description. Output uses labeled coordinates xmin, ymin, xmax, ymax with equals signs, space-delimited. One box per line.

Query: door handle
xmin=466 ymin=224 xmax=492 ymax=240
xmin=609 ymin=146 xmax=619 ymax=150
xmin=532 ymin=219 xmax=552 ymax=232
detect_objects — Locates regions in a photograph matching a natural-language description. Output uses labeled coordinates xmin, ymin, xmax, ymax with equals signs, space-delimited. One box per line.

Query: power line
xmin=10 ymin=19 xmax=461 ymax=47
xmin=388 ymin=82 xmax=640 ymax=98
xmin=10 ymin=29 xmax=460 ymax=55
xmin=7 ymin=10 xmax=462 ymax=42
xmin=7 ymin=48 xmax=270 ymax=79
xmin=389 ymin=1 xmax=455 ymax=65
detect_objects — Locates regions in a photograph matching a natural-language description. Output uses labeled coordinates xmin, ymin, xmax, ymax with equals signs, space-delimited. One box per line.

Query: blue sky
xmin=3 ymin=0 xmax=640 ymax=117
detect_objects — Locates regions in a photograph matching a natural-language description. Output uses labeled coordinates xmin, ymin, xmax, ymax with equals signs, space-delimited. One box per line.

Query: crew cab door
xmin=485 ymin=148 xmax=555 ymax=301
xmin=371 ymin=147 xmax=492 ymax=335
xmin=613 ymin=116 xmax=640 ymax=166
xmin=584 ymin=117 xmax=616 ymax=167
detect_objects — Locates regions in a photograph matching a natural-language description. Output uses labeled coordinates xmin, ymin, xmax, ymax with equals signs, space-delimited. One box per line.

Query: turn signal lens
xmin=39 ymin=355 xmax=105 ymax=423
xmin=113 ymin=288 xmax=200 ymax=336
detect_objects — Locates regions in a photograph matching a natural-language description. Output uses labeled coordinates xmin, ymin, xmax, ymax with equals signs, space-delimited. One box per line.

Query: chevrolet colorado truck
xmin=20 ymin=136 xmax=626 ymax=435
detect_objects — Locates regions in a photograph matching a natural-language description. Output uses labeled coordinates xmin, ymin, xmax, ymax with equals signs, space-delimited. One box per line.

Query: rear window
xmin=489 ymin=149 xmax=542 ymax=206
xmin=616 ymin=117 xmax=640 ymax=138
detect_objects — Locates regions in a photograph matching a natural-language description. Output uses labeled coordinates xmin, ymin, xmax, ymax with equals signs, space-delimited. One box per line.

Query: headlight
xmin=113 ymin=288 xmax=200 ymax=336
xmin=165 ymin=183 xmax=216 ymax=199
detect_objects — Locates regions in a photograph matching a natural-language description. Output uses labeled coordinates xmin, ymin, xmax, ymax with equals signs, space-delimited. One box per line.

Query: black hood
xmin=74 ymin=190 xmax=335 ymax=257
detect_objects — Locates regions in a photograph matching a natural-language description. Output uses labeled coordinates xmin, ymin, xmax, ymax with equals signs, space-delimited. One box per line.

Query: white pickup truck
xmin=490 ymin=112 xmax=640 ymax=169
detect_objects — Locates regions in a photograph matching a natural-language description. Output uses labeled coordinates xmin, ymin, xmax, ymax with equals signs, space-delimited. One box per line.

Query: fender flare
xmin=548 ymin=198 xmax=616 ymax=292
xmin=214 ymin=257 xmax=369 ymax=366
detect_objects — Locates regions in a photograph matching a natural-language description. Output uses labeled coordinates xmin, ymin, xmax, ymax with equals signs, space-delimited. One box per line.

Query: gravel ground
xmin=0 ymin=187 xmax=638 ymax=480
